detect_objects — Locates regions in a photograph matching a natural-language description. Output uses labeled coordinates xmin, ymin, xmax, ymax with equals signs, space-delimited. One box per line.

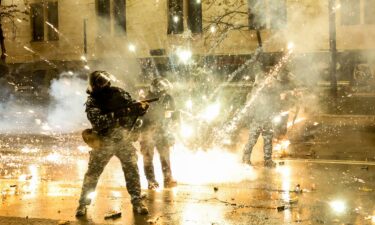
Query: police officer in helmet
xmin=140 ymin=77 xmax=178 ymax=189
xmin=76 ymin=71 xmax=149 ymax=217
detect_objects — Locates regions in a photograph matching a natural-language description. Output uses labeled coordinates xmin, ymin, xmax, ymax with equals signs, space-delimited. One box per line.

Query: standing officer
xmin=242 ymin=74 xmax=282 ymax=168
xmin=140 ymin=78 xmax=177 ymax=189
xmin=76 ymin=71 xmax=149 ymax=217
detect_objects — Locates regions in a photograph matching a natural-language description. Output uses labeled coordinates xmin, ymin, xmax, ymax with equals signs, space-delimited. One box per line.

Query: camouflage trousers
xmin=140 ymin=130 xmax=173 ymax=184
xmin=78 ymin=137 xmax=142 ymax=206
xmin=242 ymin=120 xmax=274 ymax=163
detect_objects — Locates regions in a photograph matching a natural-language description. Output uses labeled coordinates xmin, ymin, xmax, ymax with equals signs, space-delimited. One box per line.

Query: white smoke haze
xmin=0 ymin=72 xmax=89 ymax=134
xmin=46 ymin=72 xmax=89 ymax=132
xmin=0 ymin=99 xmax=45 ymax=133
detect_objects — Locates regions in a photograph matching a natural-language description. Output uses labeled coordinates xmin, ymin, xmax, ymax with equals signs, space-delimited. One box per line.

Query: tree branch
xmin=0 ymin=1 xmax=29 ymax=62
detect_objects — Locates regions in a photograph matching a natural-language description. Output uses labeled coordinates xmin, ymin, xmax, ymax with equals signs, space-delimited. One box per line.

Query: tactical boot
xmin=243 ymin=159 xmax=253 ymax=166
xmin=164 ymin=178 xmax=177 ymax=188
xmin=147 ymin=180 xmax=160 ymax=190
xmin=264 ymin=160 xmax=276 ymax=168
xmin=75 ymin=205 xmax=87 ymax=217
xmin=133 ymin=201 xmax=149 ymax=215
xmin=242 ymin=154 xmax=252 ymax=166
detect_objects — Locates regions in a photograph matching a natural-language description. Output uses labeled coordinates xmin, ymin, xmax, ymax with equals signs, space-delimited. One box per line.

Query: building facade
xmin=1 ymin=0 xmax=375 ymax=79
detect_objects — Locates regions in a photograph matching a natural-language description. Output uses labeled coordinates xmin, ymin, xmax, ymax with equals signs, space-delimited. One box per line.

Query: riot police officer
xmin=76 ymin=71 xmax=149 ymax=217
xmin=140 ymin=78 xmax=177 ymax=189
xmin=242 ymin=74 xmax=282 ymax=168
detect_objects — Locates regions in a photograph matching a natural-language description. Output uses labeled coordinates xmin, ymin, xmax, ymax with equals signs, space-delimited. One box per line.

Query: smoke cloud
xmin=46 ymin=72 xmax=89 ymax=132
xmin=0 ymin=72 xmax=89 ymax=134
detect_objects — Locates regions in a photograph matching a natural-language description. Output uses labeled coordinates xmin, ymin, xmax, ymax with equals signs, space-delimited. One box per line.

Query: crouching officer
xmin=76 ymin=71 xmax=149 ymax=217
xmin=140 ymin=78 xmax=177 ymax=189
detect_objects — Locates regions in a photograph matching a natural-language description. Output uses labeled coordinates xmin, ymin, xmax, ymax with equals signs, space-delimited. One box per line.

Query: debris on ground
xmin=277 ymin=205 xmax=287 ymax=212
xmin=104 ymin=211 xmax=122 ymax=220
xmin=147 ymin=216 xmax=161 ymax=224
xmin=360 ymin=166 xmax=369 ymax=170
xmin=353 ymin=177 xmax=365 ymax=183
xmin=294 ymin=184 xmax=303 ymax=193
xmin=315 ymin=218 xmax=325 ymax=224
xmin=278 ymin=161 xmax=285 ymax=166
xmin=287 ymin=196 xmax=299 ymax=204
xmin=364 ymin=215 xmax=375 ymax=221
xmin=213 ymin=187 xmax=219 ymax=192
xmin=358 ymin=187 xmax=373 ymax=192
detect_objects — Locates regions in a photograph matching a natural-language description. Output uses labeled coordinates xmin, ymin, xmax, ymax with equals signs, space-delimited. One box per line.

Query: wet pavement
xmin=0 ymin=116 xmax=374 ymax=225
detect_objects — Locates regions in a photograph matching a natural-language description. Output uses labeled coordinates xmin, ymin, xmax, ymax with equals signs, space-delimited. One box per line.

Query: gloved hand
xmin=137 ymin=102 xmax=149 ymax=116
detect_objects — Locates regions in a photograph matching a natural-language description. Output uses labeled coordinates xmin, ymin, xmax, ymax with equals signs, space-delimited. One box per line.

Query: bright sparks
xmin=273 ymin=115 xmax=282 ymax=124
xmin=87 ymin=191 xmax=97 ymax=200
xmin=77 ymin=145 xmax=91 ymax=153
xmin=276 ymin=166 xmax=291 ymax=177
xmin=41 ymin=123 xmax=51 ymax=131
xmin=185 ymin=99 xmax=193 ymax=110
xmin=180 ymin=123 xmax=193 ymax=138
xmin=200 ymin=103 xmax=221 ymax=122
xmin=177 ymin=49 xmax=192 ymax=64
xmin=287 ymin=42 xmax=295 ymax=50
xmin=170 ymin=144 xmax=257 ymax=184
xmin=210 ymin=26 xmax=216 ymax=33
xmin=128 ymin=44 xmax=136 ymax=52
xmin=330 ymin=200 xmax=346 ymax=213
xmin=21 ymin=147 xmax=39 ymax=154
xmin=173 ymin=15 xmax=179 ymax=23
xmin=274 ymin=140 xmax=291 ymax=152
xmin=45 ymin=153 xmax=61 ymax=163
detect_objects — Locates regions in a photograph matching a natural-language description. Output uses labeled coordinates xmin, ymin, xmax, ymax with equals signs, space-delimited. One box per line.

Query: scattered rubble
xmin=360 ymin=166 xmax=369 ymax=170
xmin=104 ymin=211 xmax=122 ymax=220
xmin=358 ymin=187 xmax=373 ymax=192
xmin=294 ymin=184 xmax=302 ymax=193
xmin=277 ymin=205 xmax=287 ymax=212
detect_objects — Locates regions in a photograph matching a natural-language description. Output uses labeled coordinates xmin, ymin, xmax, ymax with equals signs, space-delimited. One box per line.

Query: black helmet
xmin=150 ymin=78 xmax=171 ymax=94
xmin=88 ymin=70 xmax=112 ymax=92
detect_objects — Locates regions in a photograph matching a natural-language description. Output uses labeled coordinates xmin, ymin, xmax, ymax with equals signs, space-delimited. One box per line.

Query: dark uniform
xmin=242 ymin=77 xmax=283 ymax=167
xmin=76 ymin=71 xmax=149 ymax=217
xmin=140 ymin=78 xmax=177 ymax=189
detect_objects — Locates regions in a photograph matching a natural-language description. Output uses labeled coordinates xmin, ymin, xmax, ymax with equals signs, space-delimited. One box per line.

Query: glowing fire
xmin=274 ymin=139 xmax=291 ymax=152
xmin=139 ymin=143 xmax=257 ymax=185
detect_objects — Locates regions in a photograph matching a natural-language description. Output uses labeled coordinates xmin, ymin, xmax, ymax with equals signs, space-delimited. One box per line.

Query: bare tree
xmin=0 ymin=0 xmax=29 ymax=63
xmin=202 ymin=0 xmax=264 ymax=49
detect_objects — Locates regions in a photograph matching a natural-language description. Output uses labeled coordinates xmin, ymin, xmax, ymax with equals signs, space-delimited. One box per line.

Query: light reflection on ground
xmin=0 ymin=133 xmax=374 ymax=224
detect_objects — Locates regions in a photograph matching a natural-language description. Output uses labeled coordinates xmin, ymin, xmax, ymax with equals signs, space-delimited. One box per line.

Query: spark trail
xmin=23 ymin=46 xmax=57 ymax=68
xmin=213 ymin=48 xmax=294 ymax=145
